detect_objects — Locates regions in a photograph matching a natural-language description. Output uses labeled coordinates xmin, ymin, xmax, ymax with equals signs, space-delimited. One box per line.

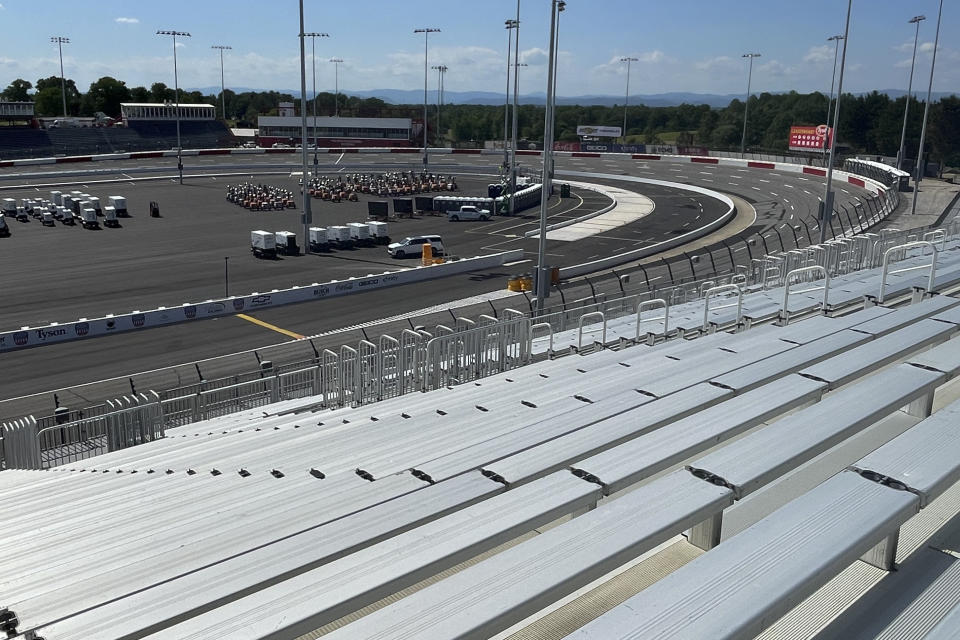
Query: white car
xmin=388 ymin=235 xmax=444 ymax=258
xmin=448 ymin=205 xmax=491 ymax=222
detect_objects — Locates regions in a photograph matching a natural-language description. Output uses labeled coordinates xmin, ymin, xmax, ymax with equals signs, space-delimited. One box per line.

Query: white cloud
xmin=520 ymin=47 xmax=548 ymax=66
xmin=115 ymin=17 xmax=139 ymax=24
xmin=694 ymin=55 xmax=735 ymax=72
xmin=803 ymin=45 xmax=833 ymax=64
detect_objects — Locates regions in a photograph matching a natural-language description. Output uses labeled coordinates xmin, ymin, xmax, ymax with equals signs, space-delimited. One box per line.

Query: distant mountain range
xmin=188 ymin=86 xmax=957 ymax=108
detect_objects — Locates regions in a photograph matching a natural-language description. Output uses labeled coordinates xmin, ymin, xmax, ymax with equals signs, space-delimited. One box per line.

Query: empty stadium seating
xmin=4 ymin=236 xmax=960 ymax=639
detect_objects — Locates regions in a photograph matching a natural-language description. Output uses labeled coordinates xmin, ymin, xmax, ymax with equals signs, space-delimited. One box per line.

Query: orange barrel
xmin=422 ymin=242 xmax=434 ymax=266
xmin=507 ymin=276 xmax=522 ymax=292
xmin=551 ymin=266 xmax=561 ymax=284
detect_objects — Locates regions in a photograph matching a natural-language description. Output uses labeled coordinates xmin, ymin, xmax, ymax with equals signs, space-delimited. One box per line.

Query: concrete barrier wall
xmin=0 ymin=249 xmax=523 ymax=353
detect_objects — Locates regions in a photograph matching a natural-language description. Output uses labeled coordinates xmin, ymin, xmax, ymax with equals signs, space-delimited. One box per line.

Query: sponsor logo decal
xmin=250 ymin=295 xmax=272 ymax=307
xmin=183 ymin=305 xmax=197 ymax=319
xmin=13 ymin=331 xmax=28 ymax=346
xmin=233 ymin=299 xmax=245 ymax=311
xmin=132 ymin=314 xmax=146 ymax=327
xmin=75 ymin=322 xmax=90 ymax=336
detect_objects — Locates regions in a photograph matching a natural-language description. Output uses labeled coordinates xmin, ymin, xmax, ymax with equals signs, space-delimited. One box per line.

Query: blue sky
xmin=1 ymin=0 xmax=956 ymax=98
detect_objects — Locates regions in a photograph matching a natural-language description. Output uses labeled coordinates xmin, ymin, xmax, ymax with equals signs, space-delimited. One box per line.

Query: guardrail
xmin=0 ymin=249 xmax=523 ymax=353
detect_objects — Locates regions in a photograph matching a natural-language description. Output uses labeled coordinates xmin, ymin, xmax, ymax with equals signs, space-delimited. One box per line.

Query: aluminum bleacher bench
xmin=308 ymin=471 xmax=733 ymax=640
xmin=570 ymin=394 xmax=960 ymax=640
xmin=482 ymin=375 xmax=821 ymax=491
xmin=566 ymin=472 xmax=921 ymax=640
xmin=684 ymin=362 xmax=944 ymax=548
xmin=800 ymin=318 xmax=957 ymax=389
xmin=42 ymin=472 xmax=599 ymax=640
xmin=0 ymin=471 xmax=433 ymax=637
xmin=416 ymin=382 xmax=731 ymax=485
xmin=923 ymin=604 xmax=960 ymax=640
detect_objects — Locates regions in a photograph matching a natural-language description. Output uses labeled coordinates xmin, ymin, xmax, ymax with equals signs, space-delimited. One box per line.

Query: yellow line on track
xmin=236 ymin=314 xmax=305 ymax=339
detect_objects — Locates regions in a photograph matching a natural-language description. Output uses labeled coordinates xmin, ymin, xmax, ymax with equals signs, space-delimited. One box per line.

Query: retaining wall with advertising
xmin=0 ymin=249 xmax=523 ymax=353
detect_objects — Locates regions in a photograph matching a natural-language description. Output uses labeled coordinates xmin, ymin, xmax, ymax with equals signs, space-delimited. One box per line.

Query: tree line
xmin=3 ymin=76 xmax=957 ymax=166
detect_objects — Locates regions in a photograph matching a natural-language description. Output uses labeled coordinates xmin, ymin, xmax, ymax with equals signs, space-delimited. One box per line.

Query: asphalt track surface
xmin=0 ymin=152 xmax=877 ymax=415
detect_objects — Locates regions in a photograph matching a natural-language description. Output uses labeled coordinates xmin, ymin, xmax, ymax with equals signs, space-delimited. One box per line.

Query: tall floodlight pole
xmin=503 ymin=20 xmax=517 ymax=173
xmin=414 ymin=28 xmax=440 ymax=168
xmin=510 ymin=0 xmax=521 ymax=214
xmin=911 ymin=0 xmax=943 ymax=216
xmin=897 ymin=16 xmax=925 ymax=171
xmin=211 ymin=45 xmax=232 ymax=121
xmin=432 ymin=64 xmax=447 ymax=145
xmin=620 ymin=57 xmax=638 ymax=142
xmin=303 ymin=33 xmax=328 ymax=166
xmin=50 ymin=36 xmax=70 ymax=117
xmin=297 ymin=1 xmax=313 ymax=254
xmin=819 ymin=0 xmax=852 ymax=243
xmin=535 ymin=0 xmax=560 ymax=315
xmin=157 ymin=30 xmax=190 ymax=185
xmin=739 ymin=53 xmax=760 ymax=156
xmin=330 ymin=57 xmax=343 ymax=116
xmin=823 ymin=35 xmax=843 ymax=160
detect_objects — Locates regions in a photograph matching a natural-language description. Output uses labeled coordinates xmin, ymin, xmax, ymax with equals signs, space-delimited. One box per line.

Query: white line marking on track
xmin=503 ymin=259 xmax=531 ymax=266
xmin=336 ymin=152 xmax=344 ymax=164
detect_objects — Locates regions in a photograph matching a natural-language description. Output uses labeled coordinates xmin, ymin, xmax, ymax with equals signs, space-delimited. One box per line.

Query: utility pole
xmin=740 ymin=52 xmax=761 ymax=156
xmin=50 ymin=36 xmax=70 ymax=117
xmin=211 ymin=45 xmax=232 ymax=121
xmin=620 ymin=56 xmax=638 ymax=142
xmin=414 ymin=28 xmax=441 ymax=168
xmin=911 ymin=0 xmax=943 ymax=216
xmin=819 ymin=0 xmax=852 ymax=243
xmin=897 ymin=16 xmax=925 ymax=171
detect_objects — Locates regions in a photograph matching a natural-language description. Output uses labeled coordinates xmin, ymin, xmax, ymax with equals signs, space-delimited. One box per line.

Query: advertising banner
xmin=789 ymin=125 xmax=832 ymax=152
xmin=576 ymin=125 xmax=622 ymax=138
xmin=553 ymin=141 xmax=581 ymax=152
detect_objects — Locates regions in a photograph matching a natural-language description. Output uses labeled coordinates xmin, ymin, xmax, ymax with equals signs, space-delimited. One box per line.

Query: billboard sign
xmin=789 ymin=125 xmax=832 ymax=152
xmin=576 ymin=125 xmax=622 ymax=138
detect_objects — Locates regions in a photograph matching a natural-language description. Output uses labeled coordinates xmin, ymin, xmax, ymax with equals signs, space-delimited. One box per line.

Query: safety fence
xmin=2 ymin=392 xmax=164 ymax=469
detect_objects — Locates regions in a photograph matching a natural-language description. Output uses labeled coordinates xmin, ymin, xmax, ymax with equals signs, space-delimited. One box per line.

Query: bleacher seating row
xmin=0 ymin=122 xmax=234 ymax=159
xmin=4 ymin=273 xmax=960 ymax=638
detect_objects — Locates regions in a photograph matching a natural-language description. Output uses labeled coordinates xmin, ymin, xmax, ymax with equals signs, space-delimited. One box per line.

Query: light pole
xmin=535 ymin=0 xmax=561 ymax=315
xmin=509 ymin=0 xmax=521 ymax=214
xmin=297 ymin=0 xmax=314 ymax=254
xmin=210 ymin=45 xmax=232 ymax=121
xmin=224 ymin=256 xmax=229 ymax=298
xmin=414 ymin=28 xmax=440 ymax=168
xmin=330 ymin=57 xmax=343 ymax=116
xmin=819 ymin=0 xmax=851 ymax=244
xmin=50 ymin=36 xmax=70 ymax=117
xmin=740 ymin=52 xmax=760 ymax=156
xmin=303 ymin=32 xmax=329 ymax=164
xmin=432 ymin=64 xmax=448 ymax=145
xmin=620 ymin=57 xmax=638 ymax=143
xmin=503 ymin=19 xmax=518 ymax=175
xmin=157 ymin=30 xmax=191 ymax=185
xmin=824 ymin=35 xmax=843 ymax=159
xmin=911 ymin=0 xmax=943 ymax=216
xmin=897 ymin=16 xmax=925 ymax=171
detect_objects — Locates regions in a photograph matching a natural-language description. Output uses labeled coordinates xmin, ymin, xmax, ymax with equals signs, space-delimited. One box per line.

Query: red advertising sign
xmin=789 ymin=125 xmax=832 ymax=152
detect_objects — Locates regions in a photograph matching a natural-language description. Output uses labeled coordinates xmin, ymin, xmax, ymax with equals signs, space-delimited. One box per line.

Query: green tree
xmin=84 ymin=76 xmax=131 ymax=117
xmin=129 ymin=86 xmax=150 ymax=102
xmin=2 ymin=78 xmax=33 ymax=101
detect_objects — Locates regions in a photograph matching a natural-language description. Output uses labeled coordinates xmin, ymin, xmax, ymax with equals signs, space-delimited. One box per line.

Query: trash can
xmin=150 ymin=201 xmax=160 ymax=217
xmin=560 ymin=183 xmax=571 ymax=198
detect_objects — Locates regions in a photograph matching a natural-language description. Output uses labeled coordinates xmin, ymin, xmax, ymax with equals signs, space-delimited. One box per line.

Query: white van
xmin=387 ymin=235 xmax=444 ymax=258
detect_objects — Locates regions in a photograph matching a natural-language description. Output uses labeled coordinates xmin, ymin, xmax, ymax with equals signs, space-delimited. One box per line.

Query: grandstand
xmin=3 ymin=201 xmax=960 ymax=639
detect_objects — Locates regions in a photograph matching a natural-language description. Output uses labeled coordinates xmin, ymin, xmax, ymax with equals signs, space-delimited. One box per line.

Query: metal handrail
xmin=577 ymin=311 xmax=606 ymax=349
xmin=636 ymin=298 xmax=668 ymax=340
xmin=702 ymin=284 xmax=743 ymax=332
xmin=780 ymin=266 xmax=830 ymax=325
xmin=531 ymin=322 xmax=554 ymax=355
xmin=879 ymin=241 xmax=938 ymax=304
